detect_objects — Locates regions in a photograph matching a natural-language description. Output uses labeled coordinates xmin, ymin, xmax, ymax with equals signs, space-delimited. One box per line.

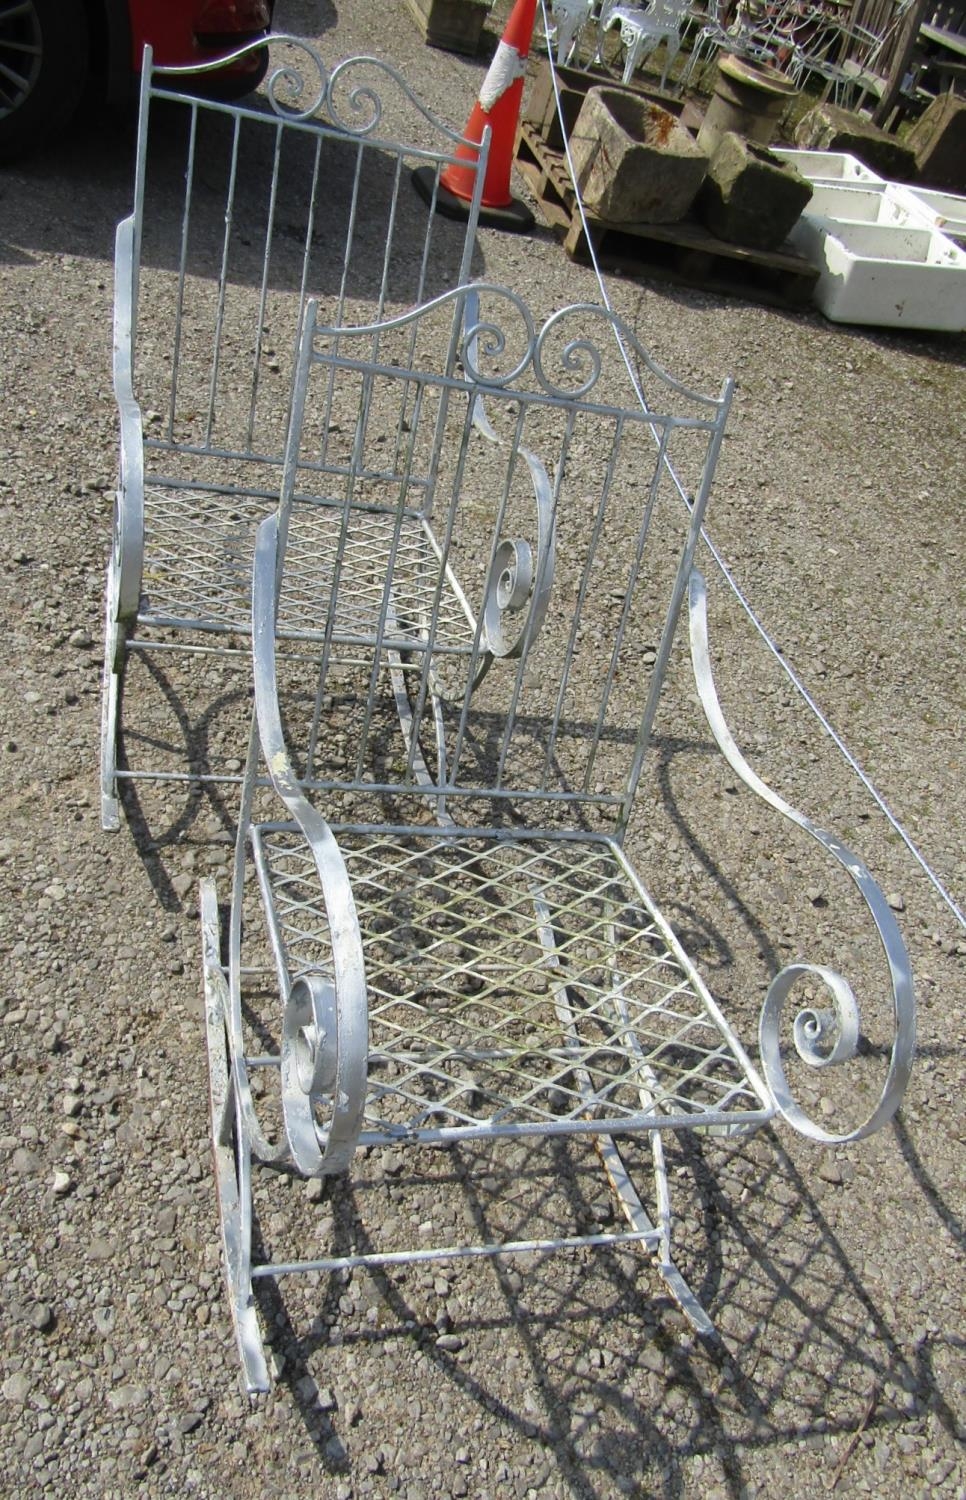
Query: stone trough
xmin=569 ymin=87 xmax=706 ymax=225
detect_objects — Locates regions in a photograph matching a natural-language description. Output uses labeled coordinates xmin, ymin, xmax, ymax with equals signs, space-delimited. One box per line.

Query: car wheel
xmin=0 ymin=0 xmax=90 ymax=163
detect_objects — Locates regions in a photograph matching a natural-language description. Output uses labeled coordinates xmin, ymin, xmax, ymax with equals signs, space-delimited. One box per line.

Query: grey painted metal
xmin=101 ymin=35 xmax=491 ymax=829
xmin=200 ymin=283 xmax=799 ymax=1387
xmin=688 ymin=569 xmax=916 ymax=1145
xmin=193 ymin=279 xmax=914 ymax=1388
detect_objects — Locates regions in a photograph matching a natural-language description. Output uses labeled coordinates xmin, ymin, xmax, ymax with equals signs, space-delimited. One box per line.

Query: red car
xmin=0 ymin=0 xmax=274 ymax=161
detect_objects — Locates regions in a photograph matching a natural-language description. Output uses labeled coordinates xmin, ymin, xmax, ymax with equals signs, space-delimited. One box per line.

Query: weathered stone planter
xmin=405 ymin=0 xmax=491 ymax=55
xmin=699 ymin=133 xmax=812 ymax=250
xmin=795 ymin=103 xmax=918 ymax=185
xmin=524 ymin=59 xmax=684 ymax=152
xmin=696 ymin=54 xmax=799 ymax=156
xmin=570 ymin=87 xmax=707 ymax=225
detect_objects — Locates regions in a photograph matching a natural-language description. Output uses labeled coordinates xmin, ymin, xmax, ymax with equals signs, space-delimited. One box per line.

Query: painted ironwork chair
xmin=545 ymin=0 xmax=597 ymax=63
xmin=101 ymin=37 xmax=489 ymax=831
xmin=200 ymin=282 xmax=915 ymax=1391
xmin=597 ymin=0 xmax=693 ymax=88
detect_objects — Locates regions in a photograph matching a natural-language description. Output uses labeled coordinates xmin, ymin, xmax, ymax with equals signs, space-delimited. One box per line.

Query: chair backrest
xmin=266 ymin=284 xmax=733 ymax=841
xmin=120 ymin=37 xmax=489 ymax=484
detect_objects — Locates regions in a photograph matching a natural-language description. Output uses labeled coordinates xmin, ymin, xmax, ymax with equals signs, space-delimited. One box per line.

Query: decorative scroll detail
xmin=281 ymin=972 xmax=342 ymax=1174
xmin=153 ymin=36 xmax=328 ymax=121
xmin=533 ymin=302 xmax=725 ymax=408
xmin=154 ymin=37 xmax=483 ymax=147
xmin=688 ymin=569 xmax=916 ymax=1144
xmin=262 ymin=41 xmax=328 ymax=120
xmin=250 ymin=514 xmax=369 ymax=1175
xmin=462 ymin=291 xmax=557 ymax=678
xmin=325 ymin=55 xmax=476 ymax=145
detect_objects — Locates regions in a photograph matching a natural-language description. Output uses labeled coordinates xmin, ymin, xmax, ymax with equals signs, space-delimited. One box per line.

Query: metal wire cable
xmin=533 ymin=0 xmax=965 ymax=931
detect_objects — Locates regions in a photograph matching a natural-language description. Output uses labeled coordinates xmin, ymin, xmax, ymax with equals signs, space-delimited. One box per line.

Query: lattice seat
xmin=139 ymin=482 xmax=474 ymax=649
xmin=251 ymin=823 xmax=770 ymax=1139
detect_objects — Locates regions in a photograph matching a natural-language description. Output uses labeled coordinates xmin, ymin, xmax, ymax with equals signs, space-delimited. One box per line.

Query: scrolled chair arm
xmin=111 ymin=215 xmax=145 ymax=625
xmin=688 ymin=569 xmax=915 ymax=1144
xmin=250 ymin=514 xmax=368 ymax=1175
xmin=462 ymin=290 xmax=557 ymax=689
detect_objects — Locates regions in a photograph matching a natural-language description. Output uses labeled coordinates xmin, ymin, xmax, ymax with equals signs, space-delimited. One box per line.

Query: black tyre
xmin=0 ymin=0 xmax=90 ymax=163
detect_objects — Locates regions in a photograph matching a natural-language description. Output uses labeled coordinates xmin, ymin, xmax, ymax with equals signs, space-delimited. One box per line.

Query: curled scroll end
xmin=760 ymin=961 xmax=913 ymax=1145
xmin=280 ymin=972 xmax=339 ymax=1175
xmin=263 ymin=39 xmax=328 ymax=120
xmin=482 ymin=539 xmax=535 ymax=660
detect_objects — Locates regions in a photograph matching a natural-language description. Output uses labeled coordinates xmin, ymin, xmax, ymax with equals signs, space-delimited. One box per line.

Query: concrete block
xmin=699 ymin=134 xmax=812 ymax=250
xmin=905 ymin=92 xmax=966 ymax=195
xmin=794 ymin=103 xmax=916 ymax=184
xmin=405 ymin=0 xmax=491 ymax=55
xmin=570 ymin=87 xmax=707 ymax=224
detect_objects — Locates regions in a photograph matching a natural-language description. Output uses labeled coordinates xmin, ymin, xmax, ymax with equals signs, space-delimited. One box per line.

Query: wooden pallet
xmin=515 ymin=122 xmax=819 ymax=310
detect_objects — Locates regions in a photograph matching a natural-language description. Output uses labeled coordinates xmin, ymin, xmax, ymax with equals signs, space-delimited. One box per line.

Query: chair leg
xmin=201 ymin=878 xmax=271 ymax=1394
xmin=661 ymin=36 xmax=682 ymax=91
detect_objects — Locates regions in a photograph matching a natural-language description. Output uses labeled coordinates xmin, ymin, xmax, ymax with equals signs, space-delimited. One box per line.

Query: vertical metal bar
xmin=302 ymin=351 xmax=373 ymax=779
xmin=293 ymin=133 xmax=323 ymax=465
xmin=541 ymin=413 xmax=624 ymax=790
xmin=205 ymin=112 xmax=242 ymax=449
xmin=402 ymin=382 xmax=471 ymax=786
xmin=447 ymin=402 xmax=528 ymax=789
xmin=245 ymin=119 xmax=284 ymax=453
xmin=352 ymin=374 xmax=427 ymax=786
xmin=376 ymin=152 xmax=405 ymax=324
xmin=493 ymin=410 xmax=568 ymax=790
xmin=584 ymin=422 xmax=670 ymax=796
xmin=167 ymin=102 xmax=199 ymax=444
xmin=618 ymin=389 xmax=733 ymax=838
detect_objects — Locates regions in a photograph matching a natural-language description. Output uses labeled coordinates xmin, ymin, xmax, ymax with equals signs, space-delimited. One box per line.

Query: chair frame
xmin=101 ymin=35 xmax=490 ymax=832
xmin=200 ymin=283 xmax=915 ymax=1391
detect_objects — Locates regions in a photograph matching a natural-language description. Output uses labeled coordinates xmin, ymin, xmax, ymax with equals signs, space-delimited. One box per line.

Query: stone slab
xmin=905 ymin=92 xmax=966 ymax=194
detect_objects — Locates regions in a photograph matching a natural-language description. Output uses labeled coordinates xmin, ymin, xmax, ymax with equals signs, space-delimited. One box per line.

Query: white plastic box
xmin=787 ymin=213 xmax=966 ymax=331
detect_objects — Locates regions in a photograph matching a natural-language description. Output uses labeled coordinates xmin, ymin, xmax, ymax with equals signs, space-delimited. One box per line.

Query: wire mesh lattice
xmin=251 ymin=825 xmax=768 ymax=1142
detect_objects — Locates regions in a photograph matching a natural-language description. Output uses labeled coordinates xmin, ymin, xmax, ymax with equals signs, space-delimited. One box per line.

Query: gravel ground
xmin=0 ymin=2 xmax=964 ymax=1496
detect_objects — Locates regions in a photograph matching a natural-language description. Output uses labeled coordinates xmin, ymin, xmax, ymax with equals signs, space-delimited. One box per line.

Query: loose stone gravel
xmin=0 ymin=1 xmax=963 ymax=1497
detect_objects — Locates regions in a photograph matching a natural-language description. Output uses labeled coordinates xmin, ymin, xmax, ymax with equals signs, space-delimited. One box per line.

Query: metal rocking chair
xmin=101 ymin=36 xmax=489 ymax=831
xmin=200 ymin=283 xmax=915 ymax=1391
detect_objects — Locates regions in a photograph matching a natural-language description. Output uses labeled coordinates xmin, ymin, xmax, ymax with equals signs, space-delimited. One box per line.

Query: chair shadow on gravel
xmin=248 ymin=1104 xmax=954 ymax=1498
xmin=116 ymin=652 xmax=248 ymax=909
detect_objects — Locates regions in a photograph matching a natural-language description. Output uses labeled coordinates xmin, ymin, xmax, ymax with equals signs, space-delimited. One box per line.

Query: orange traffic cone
xmin=414 ymin=0 xmax=537 ymax=232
